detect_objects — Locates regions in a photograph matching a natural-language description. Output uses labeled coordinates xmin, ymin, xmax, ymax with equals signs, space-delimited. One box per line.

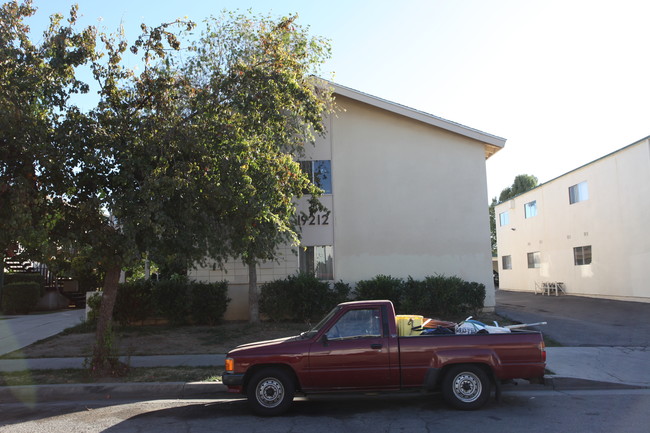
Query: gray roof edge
xmin=329 ymin=81 xmax=507 ymax=148
xmin=494 ymin=134 xmax=650 ymax=207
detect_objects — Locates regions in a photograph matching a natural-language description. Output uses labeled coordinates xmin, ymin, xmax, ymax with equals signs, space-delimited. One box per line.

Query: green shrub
xmin=4 ymin=273 xmax=44 ymax=292
xmin=458 ymin=281 xmax=486 ymax=317
xmin=86 ymin=292 xmax=102 ymax=325
xmin=398 ymin=276 xmax=428 ymax=315
xmin=1 ymin=282 xmax=42 ymax=314
xmin=153 ymin=276 xmax=190 ymax=325
xmin=353 ymin=275 xmax=404 ymax=311
xmin=260 ymin=273 xmax=349 ymax=323
xmin=84 ymin=277 xmax=231 ymax=326
xmin=332 ymin=280 xmax=352 ymax=303
xmin=189 ymin=281 xmax=230 ymax=325
xmin=400 ymin=274 xmax=486 ymax=318
xmin=113 ymin=279 xmax=156 ymax=325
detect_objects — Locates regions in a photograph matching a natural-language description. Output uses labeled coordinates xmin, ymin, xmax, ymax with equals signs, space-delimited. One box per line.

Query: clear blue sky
xmin=27 ymin=0 xmax=650 ymax=201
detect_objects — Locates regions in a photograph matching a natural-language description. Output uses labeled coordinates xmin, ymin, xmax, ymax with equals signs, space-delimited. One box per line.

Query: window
xmin=527 ymin=251 xmax=541 ymax=268
xmin=300 ymin=245 xmax=333 ymax=280
xmin=326 ymin=308 xmax=381 ymax=340
xmin=502 ymin=255 xmax=512 ymax=270
xmin=499 ymin=211 xmax=509 ymax=227
xmin=524 ymin=201 xmax=537 ymax=218
xmin=574 ymin=245 xmax=592 ymax=265
xmin=569 ymin=181 xmax=589 ymax=204
xmin=300 ymin=160 xmax=332 ymax=194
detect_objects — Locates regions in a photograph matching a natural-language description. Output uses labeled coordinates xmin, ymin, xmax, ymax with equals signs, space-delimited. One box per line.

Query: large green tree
xmin=181 ymin=13 xmax=333 ymax=321
xmin=489 ymin=174 xmax=539 ymax=253
xmin=1 ymin=1 xmax=333 ymax=373
xmin=0 ymin=0 xmax=95 ymax=294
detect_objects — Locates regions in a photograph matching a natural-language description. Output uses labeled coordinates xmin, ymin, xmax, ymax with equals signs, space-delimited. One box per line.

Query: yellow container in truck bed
xmin=395 ymin=315 xmax=423 ymax=336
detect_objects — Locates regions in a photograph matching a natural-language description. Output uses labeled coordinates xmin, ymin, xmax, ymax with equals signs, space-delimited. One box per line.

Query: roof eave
xmin=330 ymin=82 xmax=506 ymax=158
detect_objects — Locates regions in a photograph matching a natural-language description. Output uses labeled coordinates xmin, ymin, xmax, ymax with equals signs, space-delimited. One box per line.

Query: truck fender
xmin=429 ymin=348 xmax=502 ymax=372
xmin=242 ymin=363 xmax=302 ymax=393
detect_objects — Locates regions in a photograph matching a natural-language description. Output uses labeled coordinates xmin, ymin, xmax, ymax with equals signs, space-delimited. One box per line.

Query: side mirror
xmin=320 ymin=334 xmax=329 ymax=347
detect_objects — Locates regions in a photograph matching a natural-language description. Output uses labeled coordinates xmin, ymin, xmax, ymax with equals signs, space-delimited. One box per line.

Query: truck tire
xmin=442 ymin=364 xmax=491 ymax=410
xmin=247 ymin=368 xmax=295 ymax=416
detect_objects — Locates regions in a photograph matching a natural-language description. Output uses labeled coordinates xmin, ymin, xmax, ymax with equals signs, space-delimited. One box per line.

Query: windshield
xmin=300 ymin=306 xmax=341 ymax=338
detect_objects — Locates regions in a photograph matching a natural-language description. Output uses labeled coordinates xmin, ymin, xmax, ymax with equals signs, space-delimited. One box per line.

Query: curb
xmin=544 ymin=376 xmax=648 ymax=391
xmin=0 ymin=381 xmax=231 ymax=404
xmin=2 ymin=376 xmax=647 ymax=405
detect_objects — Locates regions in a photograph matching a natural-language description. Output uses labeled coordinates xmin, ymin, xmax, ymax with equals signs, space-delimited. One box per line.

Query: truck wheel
xmin=247 ymin=368 xmax=295 ymax=416
xmin=442 ymin=365 xmax=491 ymax=410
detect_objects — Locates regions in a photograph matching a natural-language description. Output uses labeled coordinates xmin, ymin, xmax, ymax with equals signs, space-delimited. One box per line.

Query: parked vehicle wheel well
xmin=243 ymin=364 xmax=300 ymax=393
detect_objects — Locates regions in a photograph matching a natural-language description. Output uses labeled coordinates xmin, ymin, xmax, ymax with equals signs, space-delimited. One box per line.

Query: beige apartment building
xmin=495 ymin=136 xmax=650 ymax=302
xmin=190 ymin=82 xmax=506 ymax=319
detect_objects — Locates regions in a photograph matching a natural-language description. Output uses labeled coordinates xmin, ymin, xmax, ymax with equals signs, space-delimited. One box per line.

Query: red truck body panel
xmin=224 ymin=300 xmax=545 ymax=395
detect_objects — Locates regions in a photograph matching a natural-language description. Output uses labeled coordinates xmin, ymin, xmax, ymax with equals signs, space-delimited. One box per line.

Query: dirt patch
xmin=4 ymin=322 xmax=309 ymax=359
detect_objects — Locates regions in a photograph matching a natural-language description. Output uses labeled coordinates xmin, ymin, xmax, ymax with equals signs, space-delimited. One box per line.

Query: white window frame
xmin=574 ymin=245 xmax=592 ymax=265
xmin=499 ymin=211 xmax=509 ymax=227
xmin=524 ymin=200 xmax=537 ymax=219
xmin=527 ymin=251 xmax=541 ymax=269
xmin=569 ymin=181 xmax=589 ymax=204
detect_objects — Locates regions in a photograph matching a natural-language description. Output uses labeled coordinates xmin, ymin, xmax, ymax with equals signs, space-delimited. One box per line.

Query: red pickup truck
xmin=223 ymin=300 xmax=546 ymax=416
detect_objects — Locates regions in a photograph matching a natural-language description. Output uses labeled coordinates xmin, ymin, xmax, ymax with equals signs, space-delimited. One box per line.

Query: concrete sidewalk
xmin=0 ymin=354 xmax=226 ymax=372
xmin=545 ymin=346 xmax=650 ymax=388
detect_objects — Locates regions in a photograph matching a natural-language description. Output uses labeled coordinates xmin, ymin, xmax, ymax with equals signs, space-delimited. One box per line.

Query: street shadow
xmin=97 ymin=393 xmax=460 ymax=432
xmin=1 ymin=391 xmax=538 ymax=430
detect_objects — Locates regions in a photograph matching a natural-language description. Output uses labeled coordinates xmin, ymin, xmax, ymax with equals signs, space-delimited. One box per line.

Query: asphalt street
xmin=2 ymin=390 xmax=650 ymax=433
xmin=495 ymin=290 xmax=650 ymax=346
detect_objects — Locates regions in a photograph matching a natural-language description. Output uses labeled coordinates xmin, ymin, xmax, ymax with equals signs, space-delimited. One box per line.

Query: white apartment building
xmin=190 ymin=82 xmax=506 ymax=319
xmin=495 ymin=136 xmax=650 ymax=303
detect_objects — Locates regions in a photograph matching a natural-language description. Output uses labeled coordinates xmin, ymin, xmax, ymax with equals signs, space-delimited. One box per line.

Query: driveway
xmin=0 ymin=309 xmax=86 ymax=356
xmin=495 ymin=290 xmax=650 ymax=347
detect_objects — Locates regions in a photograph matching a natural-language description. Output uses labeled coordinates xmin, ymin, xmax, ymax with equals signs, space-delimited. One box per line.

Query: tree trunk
xmin=90 ymin=264 xmax=126 ymax=376
xmin=248 ymin=262 xmax=259 ymax=323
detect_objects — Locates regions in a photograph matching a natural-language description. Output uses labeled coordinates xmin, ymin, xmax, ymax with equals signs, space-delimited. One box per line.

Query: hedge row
xmin=3 ymin=272 xmax=45 ymax=289
xmin=1 ymin=282 xmax=42 ymax=314
xmin=260 ymin=273 xmax=351 ymax=323
xmin=260 ymin=273 xmax=486 ymax=322
xmin=89 ymin=277 xmax=231 ymax=326
xmin=1 ymin=273 xmax=46 ymax=314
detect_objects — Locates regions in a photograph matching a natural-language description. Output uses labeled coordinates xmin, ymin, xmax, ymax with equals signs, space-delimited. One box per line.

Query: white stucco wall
xmin=192 ymin=91 xmax=500 ymax=318
xmin=187 ymin=245 xmax=299 ymax=320
xmin=496 ymin=137 xmax=650 ymax=302
xmin=331 ymin=96 xmax=496 ymax=307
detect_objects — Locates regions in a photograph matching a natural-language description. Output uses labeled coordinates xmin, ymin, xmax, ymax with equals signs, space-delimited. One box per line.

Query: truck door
xmin=306 ymin=307 xmax=394 ymax=390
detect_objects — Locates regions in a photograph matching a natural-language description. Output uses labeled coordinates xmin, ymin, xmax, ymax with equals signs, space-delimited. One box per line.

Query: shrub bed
xmin=1 ymin=281 xmax=42 ymax=314
xmin=190 ymin=281 xmax=230 ymax=325
xmin=357 ymin=274 xmax=486 ymax=319
xmin=260 ymin=273 xmax=350 ymax=323
xmin=353 ymin=275 xmax=404 ymax=311
xmin=401 ymin=275 xmax=485 ymax=318
xmin=113 ymin=279 xmax=156 ymax=325
xmin=89 ymin=278 xmax=230 ymax=326
xmin=3 ymin=272 xmax=45 ymax=289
